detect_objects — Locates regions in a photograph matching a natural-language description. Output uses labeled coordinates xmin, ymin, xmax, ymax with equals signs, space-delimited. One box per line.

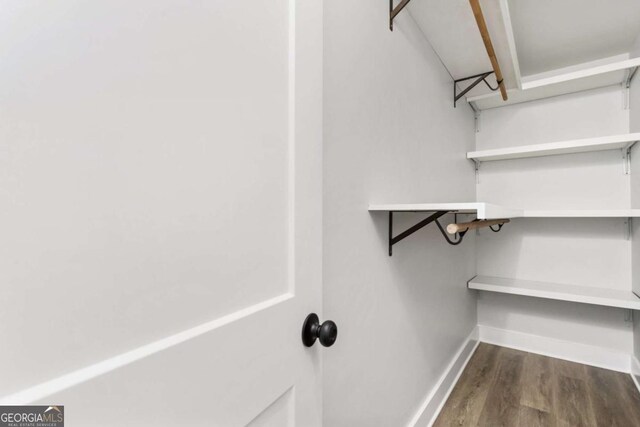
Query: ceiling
xmin=510 ymin=0 xmax=640 ymax=76
xmin=407 ymin=0 xmax=640 ymax=97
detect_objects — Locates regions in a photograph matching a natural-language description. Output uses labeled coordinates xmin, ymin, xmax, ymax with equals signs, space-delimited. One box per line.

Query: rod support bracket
xmin=454 ymin=71 xmax=498 ymax=107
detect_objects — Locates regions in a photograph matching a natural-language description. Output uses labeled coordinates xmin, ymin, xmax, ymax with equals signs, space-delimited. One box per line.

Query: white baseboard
xmin=632 ymin=356 xmax=640 ymax=394
xmin=407 ymin=326 xmax=479 ymax=427
xmin=478 ymin=325 xmax=630 ymax=373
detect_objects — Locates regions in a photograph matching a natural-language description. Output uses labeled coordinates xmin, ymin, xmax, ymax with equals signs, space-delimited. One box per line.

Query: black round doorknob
xmin=301 ymin=313 xmax=338 ymax=347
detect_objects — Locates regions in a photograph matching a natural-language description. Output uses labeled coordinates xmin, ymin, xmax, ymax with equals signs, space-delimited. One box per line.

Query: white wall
xmin=476 ymin=85 xmax=629 ymax=150
xmin=630 ymin=33 xmax=640 ymax=382
xmin=476 ymin=86 xmax=634 ymax=367
xmin=631 ymin=40 xmax=640 ymax=209
xmin=477 ymin=85 xmax=630 ymax=210
xmin=323 ymin=3 xmax=477 ymax=426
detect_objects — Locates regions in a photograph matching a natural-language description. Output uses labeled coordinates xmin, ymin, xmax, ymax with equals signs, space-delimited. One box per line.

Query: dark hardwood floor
xmin=434 ymin=343 xmax=640 ymax=427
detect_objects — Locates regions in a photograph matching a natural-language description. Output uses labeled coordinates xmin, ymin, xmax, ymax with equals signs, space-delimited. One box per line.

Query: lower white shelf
xmin=468 ymin=275 xmax=640 ymax=310
xmin=524 ymin=209 xmax=640 ymax=218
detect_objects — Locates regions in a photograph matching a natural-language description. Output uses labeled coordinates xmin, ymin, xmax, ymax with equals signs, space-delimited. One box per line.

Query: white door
xmin=0 ymin=1 xmax=323 ymax=425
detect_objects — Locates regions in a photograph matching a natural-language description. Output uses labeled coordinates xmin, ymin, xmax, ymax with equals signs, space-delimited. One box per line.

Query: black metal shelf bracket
xmin=388 ymin=211 xmax=470 ymax=256
xmin=390 ymin=0 xmax=412 ymax=31
xmin=454 ymin=71 xmax=501 ymax=107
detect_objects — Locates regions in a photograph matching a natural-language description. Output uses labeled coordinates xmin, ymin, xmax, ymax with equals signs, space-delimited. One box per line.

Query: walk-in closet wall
xmin=323 ymin=1 xmax=477 ymax=425
xmin=476 ymin=85 xmax=630 ymax=210
xmin=476 ymin=85 xmax=634 ymax=370
xmin=630 ymin=33 xmax=640 ymax=384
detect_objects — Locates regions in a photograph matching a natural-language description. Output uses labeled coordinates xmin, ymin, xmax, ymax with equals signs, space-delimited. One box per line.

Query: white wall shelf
xmin=369 ymin=203 xmax=521 ymax=255
xmin=368 ymin=203 xmax=523 ymax=219
xmin=369 ymin=204 xmax=640 ymax=219
xmin=369 ymin=204 xmax=640 ymax=256
xmin=466 ymin=57 xmax=640 ymax=110
xmin=467 ymin=133 xmax=640 ymax=163
xmin=524 ymin=209 xmax=640 ymax=218
xmin=469 ymin=275 xmax=640 ymax=310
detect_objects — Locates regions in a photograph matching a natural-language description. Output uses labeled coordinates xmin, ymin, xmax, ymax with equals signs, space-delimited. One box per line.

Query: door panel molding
xmin=0 ymin=293 xmax=294 ymax=405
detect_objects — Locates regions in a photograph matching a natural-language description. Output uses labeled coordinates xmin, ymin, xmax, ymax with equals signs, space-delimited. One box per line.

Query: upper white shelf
xmin=469 ymin=275 xmax=640 ymax=310
xmin=467 ymin=133 xmax=640 ymax=163
xmin=367 ymin=203 xmax=523 ymax=219
xmin=369 ymin=203 xmax=640 ymax=219
xmin=467 ymin=57 xmax=640 ymax=110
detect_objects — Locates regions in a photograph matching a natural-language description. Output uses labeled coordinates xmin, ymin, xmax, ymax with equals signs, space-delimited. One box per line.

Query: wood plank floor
xmin=434 ymin=343 xmax=640 ymax=427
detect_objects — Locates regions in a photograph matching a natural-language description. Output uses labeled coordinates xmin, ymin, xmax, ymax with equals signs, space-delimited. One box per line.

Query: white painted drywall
xmin=323 ymin=3 xmax=476 ymax=425
xmin=631 ymin=35 xmax=640 ymax=209
xmin=477 ymin=86 xmax=630 ymax=210
xmin=478 ymin=293 xmax=632 ymax=354
xmin=476 ymin=86 xmax=634 ymax=361
xmin=476 ymin=86 xmax=629 ymax=149
xmin=478 ymin=218 xmax=631 ymax=290
xmin=630 ymin=33 xmax=640 ymax=383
